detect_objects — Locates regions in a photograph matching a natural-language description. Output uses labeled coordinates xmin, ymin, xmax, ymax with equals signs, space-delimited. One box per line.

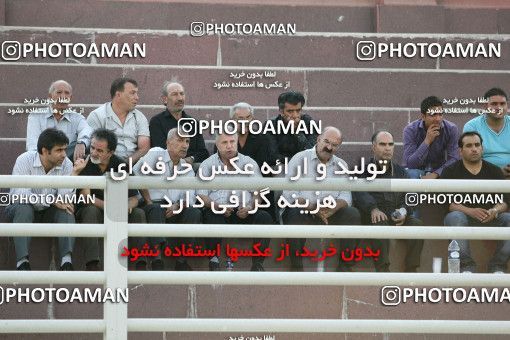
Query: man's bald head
xmin=371 ymin=130 xmax=395 ymax=161
xmin=166 ymin=127 xmax=190 ymax=162
xmin=321 ymin=126 xmax=342 ymax=139
xmin=316 ymin=126 xmax=342 ymax=163
xmin=49 ymin=80 xmax=72 ymax=95
xmin=48 ymin=80 xmax=73 ymax=113
xmin=161 ymin=81 xmax=185 ymax=114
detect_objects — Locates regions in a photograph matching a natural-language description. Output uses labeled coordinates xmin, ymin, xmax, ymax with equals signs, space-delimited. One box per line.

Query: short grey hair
xmin=167 ymin=128 xmax=178 ymax=140
xmin=321 ymin=126 xmax=342 ymax=137
xmin=214 ymin=131 xmax=238 ymax=143
xmin=229 ymin=102 xmax=253 ymax=118
xmin=48 ymin=80 xmax=72 ymax=94
xmin=161 ymin=81 xmax=184 ymax=97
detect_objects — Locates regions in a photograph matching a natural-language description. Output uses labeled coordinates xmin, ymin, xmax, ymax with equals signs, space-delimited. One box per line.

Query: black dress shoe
xmin=209 ymin=260 xmax=220 ymax=271
xmin=85 ymin=260 xmax=101 ymax=271
xmin=60 ymin=262 xmax=74 ymax=271
xmin=250 ymin=262 xmax=265 ymax=271
xmin=135 ymin=261 xmax=147 ymax=271
xmin=290 ymin=264 xmax=303 ymax=272
xmin=151 ymin=259 xmax=164 ymax=271
xmin=17 ymin=262 xmax=31 ymax=270
xmin=175 ymin=261 xmax=192 ymax=271
xmin=336 ymin=264 xmax=353 ymax=272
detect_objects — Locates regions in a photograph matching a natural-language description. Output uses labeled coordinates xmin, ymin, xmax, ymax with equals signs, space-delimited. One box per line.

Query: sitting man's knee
xmin=282 ymin=208 xmax=304 ymax=224
xmin=78 ymin=205 xmax=102 ymax=222
xmin=254 ymin=210 xmax=272 ymax=224
xmin=341 ymin=206 xmax=361 ymax=223
xmin=498 ymin=212 xmax=510 ymax=226
xmin=372 ymin=220 xmax=390 ymax=226
xmin=129 ymin=207 xmax=146 ymax=223
xmin=184 ymin=208 xmax=202 ymax=223
xmin=7 ymin=204 xmax=35 ymax=222
xmin=444 ymin=211 xmax=468 ymax=226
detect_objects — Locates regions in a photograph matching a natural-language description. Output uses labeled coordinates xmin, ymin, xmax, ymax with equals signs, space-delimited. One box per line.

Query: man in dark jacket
xmin=354 ymin=130 xmax=424 ymax=272
xmin=149 ymin=82 xmax=209 ymax=163
xmin=267 ymin=91 xmax=319 ymax=163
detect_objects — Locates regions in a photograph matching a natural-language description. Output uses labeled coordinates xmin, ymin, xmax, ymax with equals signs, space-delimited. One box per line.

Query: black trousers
xmin=282 ymin=206 xmax=361 ymax=270
xmin=202 ymin=208 xmax=272 ymax=265
xmin=369 ymin=216 xmax=424 ymax=272
xmin=141 ymin=203 xmax=202 ymax=260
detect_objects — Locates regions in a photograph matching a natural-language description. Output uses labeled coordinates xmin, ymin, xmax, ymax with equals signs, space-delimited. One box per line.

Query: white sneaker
xmin=462 ymin=270 xmax=472 ymax=274
xmin=493 ymin=271 xmax=505 ymax=274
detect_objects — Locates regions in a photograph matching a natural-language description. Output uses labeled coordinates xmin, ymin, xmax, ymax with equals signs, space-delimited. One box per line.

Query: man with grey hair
xmin=149 ymin=81 xmax=209 ymax=163
xmin=228 ymin=102 xmax=276 ymax=168
xmin=198 ymin=131 xmax=272 ymax=271
xmin=133 ymin=127 xmax=202 ymax=271
xmin=354 ymin=130 xmax=423 ymax=272
xmin=26 ymin=80 xmax=92 ymax=162
xmin=223 ymin=102 xmax=277 ymax=222
xmin=87 ymin=77 xmax=150 ymax=164
xmin=282 ymin=126 xmax=361 ymax=271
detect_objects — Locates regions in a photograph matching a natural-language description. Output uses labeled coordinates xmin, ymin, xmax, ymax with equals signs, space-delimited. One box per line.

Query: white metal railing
xmin=1 ymin=175 xmax=509 ymax=338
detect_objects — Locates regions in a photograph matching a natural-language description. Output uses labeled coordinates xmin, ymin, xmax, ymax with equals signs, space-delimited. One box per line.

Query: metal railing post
xmin=103 ymin=175 xmax=128 ymax=340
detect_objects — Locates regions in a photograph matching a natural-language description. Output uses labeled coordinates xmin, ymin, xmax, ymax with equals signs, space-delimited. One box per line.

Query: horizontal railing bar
xmin=0 ymin=272 xmax=105 ymax=284
xmin=128 ymin=177 xmax=510 ymax=192
xmin=0 ymin=224 xmax=106 ymax=237
xmin=1 ymin=319 xmax=509 ymax=335
xmin=127 ymin=224 xmax=510 ymax=240
xmin=0 ymin=176 xmax=508 ymax=193
xmin=0 ymin=320 xmax=105 ymax=333
xmin=127 ymin=319 xmax=510 ymax=334
xmin=128 ymin=272 xmax=510 ymax=287
xmin=1 ymin=223 xmax=505 ymax=240
xmin=0 ymin=175 xmax=105 ymax=189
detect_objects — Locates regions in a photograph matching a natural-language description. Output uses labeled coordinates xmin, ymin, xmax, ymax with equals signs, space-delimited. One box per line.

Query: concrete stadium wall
xmin=1 ymin=1 xmax=509 ymax=339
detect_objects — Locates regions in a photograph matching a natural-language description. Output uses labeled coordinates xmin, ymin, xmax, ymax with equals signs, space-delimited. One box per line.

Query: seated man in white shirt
xmin=198 ymin=132 xmax=273 ymax=271
xmin=7 ymin=128 xmax=80 ymax=270
xmin=26 ymin=80 xmax=91 ymax=162
xmin=134 ymin=128 xmax=201 ymax=271
xmin=87 ymin=77 xmax=150 ymax=163
xmin=281 ymin=127 xmax=361 ymax=271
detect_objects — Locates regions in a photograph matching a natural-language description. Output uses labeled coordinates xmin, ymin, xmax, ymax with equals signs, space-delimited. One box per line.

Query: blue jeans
xmin=405 ymin=169 xmax=426 ymax=219
xmin=6 ymin=204 xmax=75 ymax=262
xmin=444 ymin=211 xmax=510 ymax=272
xmin=406 ymin=169 xmax=426 ymax=179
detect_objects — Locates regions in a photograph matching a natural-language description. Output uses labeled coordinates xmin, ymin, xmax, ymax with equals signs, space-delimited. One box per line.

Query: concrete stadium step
xmin=0 ymin=106 xmax=417 ymax=140
xmin=1 ymin=29 xmax=509 ymax=69
xmin=2 ymin=0 xmax=374 ymax=32
xmin=1 ymin=64 xmax=508 ymax=107
xmin=2 ymin=0 xmax=510 ymax=34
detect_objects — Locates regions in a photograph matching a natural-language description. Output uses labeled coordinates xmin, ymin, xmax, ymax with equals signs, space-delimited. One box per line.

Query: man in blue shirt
xmin=403 ymin=96 xmax=460 ymax=179
xmin=463 ymin=88 xmax=510 ymax=178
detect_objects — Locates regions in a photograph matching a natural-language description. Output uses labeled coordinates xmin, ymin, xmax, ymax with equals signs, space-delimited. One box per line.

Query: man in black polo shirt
xmin=74 ymin=128 xmax=145 ymax=271
xmin=266 ymin=91 xmax=319 ymax=163
xmin=229 ymin=102 xmax=276 ymax=168
xmin=354 ymin=130 xmax=423 ymax=272
xmin=149 ymin=82 xmax=209 ymax=163
xmin=442 ymin=131 xmax=510 ymax=273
